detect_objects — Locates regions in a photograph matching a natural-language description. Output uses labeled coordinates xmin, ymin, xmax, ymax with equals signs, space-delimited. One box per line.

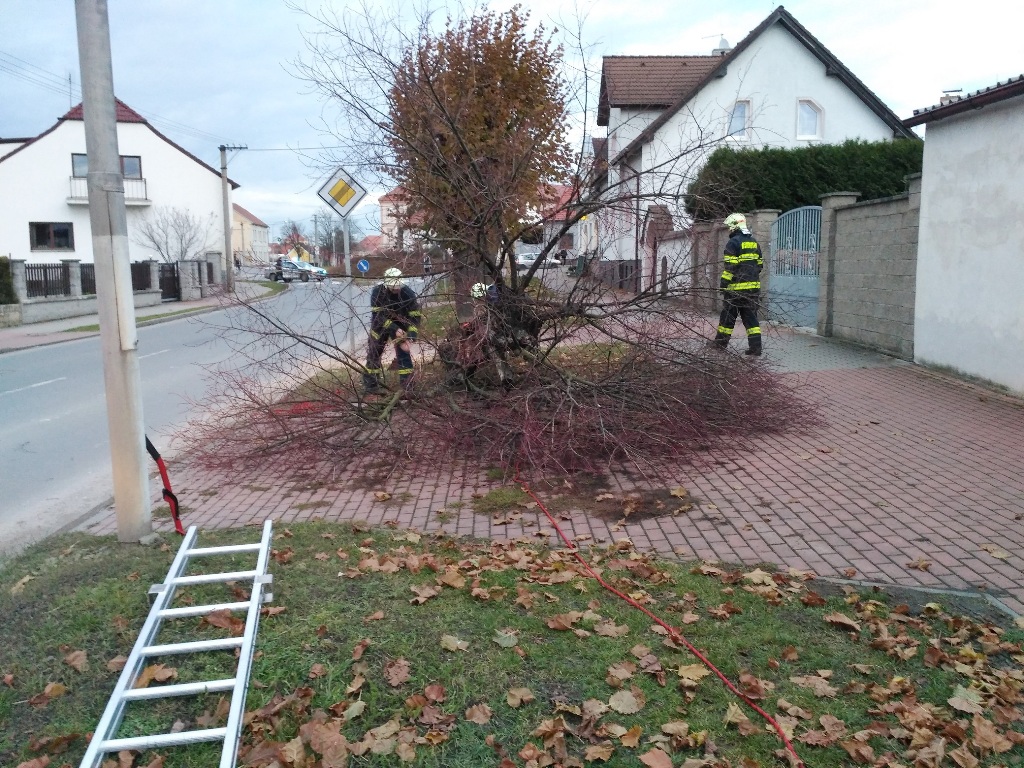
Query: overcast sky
xmin=2 ymin=0 xmax=1021 ymax=241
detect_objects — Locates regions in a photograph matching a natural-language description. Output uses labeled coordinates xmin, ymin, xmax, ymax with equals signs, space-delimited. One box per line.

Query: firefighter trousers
xmin=363 ymin=328 xmax=414 ymax=391
xmin=714 ymin=291 xmax=762 ymax=352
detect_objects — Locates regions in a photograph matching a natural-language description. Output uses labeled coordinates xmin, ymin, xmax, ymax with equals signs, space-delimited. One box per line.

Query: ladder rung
xmin=168 ymin=569 xmax=257 ymax=586
xmin=122 ymin=678 xmax=237 ymax=700
xmin=159 ymin=600 xmax=252 ymax=619
xmin=141 ymin=637 xmax=244 ymax=656
xmin=100 ymin=727 xmax=228 ymax=752
xmin=186 ymin=543 xmax=262 ymax=557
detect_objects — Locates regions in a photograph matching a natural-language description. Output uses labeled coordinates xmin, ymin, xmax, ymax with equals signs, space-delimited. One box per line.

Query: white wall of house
xmin=0 ymin=119 xmax=226 ymax=264
xmin=914 ymin=94 xmax=1024 ymax=394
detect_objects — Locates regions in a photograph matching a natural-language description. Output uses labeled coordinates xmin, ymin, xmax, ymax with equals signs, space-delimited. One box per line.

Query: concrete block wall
xmin=818 ymin=175 xmax=921 ymax=359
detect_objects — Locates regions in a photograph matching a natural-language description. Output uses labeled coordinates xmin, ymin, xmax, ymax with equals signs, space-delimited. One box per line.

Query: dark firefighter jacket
xmin=720 ymin=231 xmax=763 ymax=293
xmin=370 ymin=284 xmax=421 ymax=340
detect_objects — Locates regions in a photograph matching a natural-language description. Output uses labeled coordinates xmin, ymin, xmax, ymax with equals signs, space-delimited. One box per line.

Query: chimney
xmin=939 ymin=88 xmax=962 ymax=106
xmin=712 ymin=36 xmax=732 ymax=56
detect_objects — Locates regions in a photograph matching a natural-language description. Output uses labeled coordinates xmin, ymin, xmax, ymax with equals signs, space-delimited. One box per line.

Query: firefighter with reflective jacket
xmin=363 ymin=267 xmax=422 ymax=393
xmin=712 ymin=213 xmax=763 ymax=356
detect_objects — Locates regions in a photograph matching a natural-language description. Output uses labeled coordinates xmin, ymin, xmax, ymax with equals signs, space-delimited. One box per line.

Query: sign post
xmin=317 ymin=167 xmax=367 ymax=279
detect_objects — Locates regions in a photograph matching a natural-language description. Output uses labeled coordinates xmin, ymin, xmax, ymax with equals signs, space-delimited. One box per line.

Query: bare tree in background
xmin=185 ymin=3 xmax=818 ymax=477
xmin=133 ymin=206 xmax=215 ymax=264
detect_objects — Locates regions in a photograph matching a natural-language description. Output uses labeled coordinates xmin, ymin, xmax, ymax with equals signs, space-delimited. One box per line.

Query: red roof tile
xmin=597 ymin=56 xmax=724 ymax=126
xmin=61 ymin=98 xmax=148 ymax=123
xmin=232 ymin=203 xmax=269 ymax=228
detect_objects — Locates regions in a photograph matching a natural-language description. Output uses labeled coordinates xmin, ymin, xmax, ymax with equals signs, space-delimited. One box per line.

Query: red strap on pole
xmin=145 ymin=436 xmax=184 ymax=535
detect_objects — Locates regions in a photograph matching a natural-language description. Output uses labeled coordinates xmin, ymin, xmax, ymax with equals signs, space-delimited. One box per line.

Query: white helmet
xmin=724 ymin=213 xmax=748 ymax=232
xmin=470 ymin=282 xmax=488 ymax=299
xmin=382 ymin=267 xmax=404 ymax=287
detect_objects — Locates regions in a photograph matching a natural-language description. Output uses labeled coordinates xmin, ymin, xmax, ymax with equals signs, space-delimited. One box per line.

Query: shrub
xmin=685 ymin=138 xmax=924 ymax=220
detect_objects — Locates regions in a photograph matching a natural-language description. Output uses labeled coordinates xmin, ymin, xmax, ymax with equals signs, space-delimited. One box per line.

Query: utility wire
xmin=0 ymin=48 xmax=237 ymax=145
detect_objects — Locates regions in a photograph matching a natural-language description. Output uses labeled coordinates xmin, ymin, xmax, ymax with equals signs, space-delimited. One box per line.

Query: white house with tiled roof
xmin=0 ymin=99 xmax=236 ymax=264
xmin=594 ymin=5 xmax=917 ymax=288
xmin=231 ymin=203 xmax=270 ymax=265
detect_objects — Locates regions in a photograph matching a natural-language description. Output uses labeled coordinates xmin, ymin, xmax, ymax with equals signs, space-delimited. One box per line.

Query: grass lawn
xmin=1 ymin=521 xmax=1021 ymax=768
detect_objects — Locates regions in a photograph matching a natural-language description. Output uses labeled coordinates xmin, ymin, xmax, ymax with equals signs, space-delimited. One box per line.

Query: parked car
xmin=266 ymin=259 xmax=328 ymax=283
xmin=296 ymin=261 xmax=329 ymax=281
xmin=266 ymin=259 xmax=307 ymax=282
xmin=515 ymin=252 xmax=556 ymax=270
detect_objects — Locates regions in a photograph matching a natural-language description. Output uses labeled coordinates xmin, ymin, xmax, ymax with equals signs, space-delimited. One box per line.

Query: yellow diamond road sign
xmin=317 ymin=166 xmax=367 ymax=219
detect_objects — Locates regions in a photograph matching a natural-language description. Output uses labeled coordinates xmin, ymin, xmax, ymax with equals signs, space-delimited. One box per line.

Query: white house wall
xmin=914 ymin=95 xmax=1024 ymax=394
xmin=0 ymin=120 xmax=226 ymax=264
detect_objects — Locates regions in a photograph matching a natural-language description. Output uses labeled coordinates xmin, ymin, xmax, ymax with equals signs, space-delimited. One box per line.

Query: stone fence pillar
xmin=147 ymin=259 xmax=159 ymax=292
xmin=746 ymin=209 xmax=779 ymax=306
xmin=63 ymin=259 xmax=82 ymax=297
xmin=11 ymin=259 xmax=28 ymax=302
xmin=818 ymin=192 xmax=860 ymax=336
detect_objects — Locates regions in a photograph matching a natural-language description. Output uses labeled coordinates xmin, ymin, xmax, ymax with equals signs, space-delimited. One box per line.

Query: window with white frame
xmin=797 ymin=100 xmax=823 ymax=139
xmin=71 ymin=153 xmax=143 ymax=178
xmin=727 ymin=100 xmax=750 ymax=138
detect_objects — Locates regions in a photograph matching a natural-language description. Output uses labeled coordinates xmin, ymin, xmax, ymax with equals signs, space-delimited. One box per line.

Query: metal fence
xmin=130 ymin=262 xmax=151 ymax=291
xmin=25 ymin=263 xmax=71 ymax=298
xmin=81 ymin=263 xmax=96 ymax=295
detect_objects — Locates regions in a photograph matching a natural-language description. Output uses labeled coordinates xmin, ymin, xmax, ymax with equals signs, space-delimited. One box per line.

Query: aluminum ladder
xmin=79 ymin=520 xmax=274 ymax=768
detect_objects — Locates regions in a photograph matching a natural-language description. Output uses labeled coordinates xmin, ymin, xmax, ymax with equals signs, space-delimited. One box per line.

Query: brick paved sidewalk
xmin=78 ymin=327 xmax=1024 ymax=617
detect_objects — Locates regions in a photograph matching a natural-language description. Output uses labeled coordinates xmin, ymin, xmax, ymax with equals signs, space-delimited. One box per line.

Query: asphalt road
xmin=0 ymin=278 xmax=373 ymax=558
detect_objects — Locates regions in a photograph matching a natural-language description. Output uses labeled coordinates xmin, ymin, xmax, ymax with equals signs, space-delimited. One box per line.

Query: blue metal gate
xmin=768 ymin=206 xmax=821 ymax=328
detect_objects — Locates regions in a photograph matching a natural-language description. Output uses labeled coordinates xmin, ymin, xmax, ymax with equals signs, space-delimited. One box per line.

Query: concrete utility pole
xmin=74 ymin=0 xmax=150 ymax=542
xmin=219 ymin=144 xmax=246 ymax=292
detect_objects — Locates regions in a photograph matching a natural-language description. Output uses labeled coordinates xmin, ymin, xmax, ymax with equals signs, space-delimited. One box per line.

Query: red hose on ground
xmin=514 ymin=471 xmax=804 ymax=767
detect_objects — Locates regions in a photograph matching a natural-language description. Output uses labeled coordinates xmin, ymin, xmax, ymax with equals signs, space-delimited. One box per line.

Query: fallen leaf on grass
xmin=638 ymin=747 xmax=673 ymax=768
xmin=585 ymin=742 xmax=615 ymax=761
xmin=949 ymin=685 xmax=985 ymax=714
xmin=308 ymin=663 xmax=327 ymax=679
xmin=493 ymin=629 xmax=519 ymax=648
xmin=384 ymin=658 xmax=411 ymax=686
xmin=364 ymin=610 xmax=385 ymax=622
xmin=547 ymin=611 xmax=584 ymax=630
xmin=465 ymin=703 xmax=492 ymax=724
xmin=63 ymin=649 xmax=88 ymax=673
xmin=823 ymin=612 xmax=860 ymax=632
xmin=609 ymin=686 xmax=646 ymax=714
xmin=135 ymin=664 xmax=176 ymax=689
xmin=790 ymin=674 xmax=838 ymax=698
xmin=507 ymin=687 xmax=535 ymax=707
xmin=440 ymin=634 xmax=469 ymax=652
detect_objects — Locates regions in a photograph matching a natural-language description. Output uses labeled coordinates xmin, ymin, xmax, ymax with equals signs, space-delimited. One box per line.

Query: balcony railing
xmin=68 ymin=176 xmax=149 ymax=204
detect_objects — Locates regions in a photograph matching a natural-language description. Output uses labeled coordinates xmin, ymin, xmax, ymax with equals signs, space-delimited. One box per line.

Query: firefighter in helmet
xmin=712 ymin=213 xmax=763 ymax=356
xmin=363 ymin=267 xmax=422 ymax=393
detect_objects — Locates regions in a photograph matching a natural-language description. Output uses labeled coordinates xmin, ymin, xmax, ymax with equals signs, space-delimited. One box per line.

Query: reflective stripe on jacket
xmin=720 ymin=231 xmax=763 ymax=292
xmin=370 ymin=284 xmax=421 ymax=339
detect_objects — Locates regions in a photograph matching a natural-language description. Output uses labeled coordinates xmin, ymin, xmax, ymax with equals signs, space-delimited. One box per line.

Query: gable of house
xmin=609 ymin=5 xmax=914 ymax=169
xmin=0 ymin=99 xmax=237 ymax=263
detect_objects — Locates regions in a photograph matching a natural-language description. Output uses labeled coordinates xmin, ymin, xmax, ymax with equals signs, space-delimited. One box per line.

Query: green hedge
xmin=684 ymin=138 xmax=923 ymax=221
xmin=0 ymin=256 xmax=17 ymax=304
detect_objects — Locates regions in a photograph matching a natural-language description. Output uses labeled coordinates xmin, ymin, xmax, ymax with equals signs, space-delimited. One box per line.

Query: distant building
xmin=232 ymin=203 xmax=270 ymax=265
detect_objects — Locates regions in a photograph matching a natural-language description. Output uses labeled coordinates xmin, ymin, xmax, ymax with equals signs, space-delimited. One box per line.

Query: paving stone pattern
xmin=79 ymin=327 xmax=1024 ymax=617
